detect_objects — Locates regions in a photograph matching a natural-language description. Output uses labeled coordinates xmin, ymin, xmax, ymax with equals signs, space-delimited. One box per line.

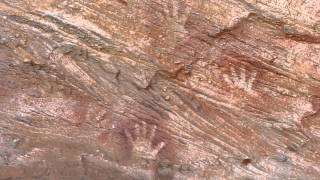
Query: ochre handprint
xmin=125 ymin=121 xmax=165 ymax=160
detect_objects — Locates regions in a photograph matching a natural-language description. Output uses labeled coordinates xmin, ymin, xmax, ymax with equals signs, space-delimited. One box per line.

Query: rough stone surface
xmin=0 ymin=0 xmax=320 ymax=179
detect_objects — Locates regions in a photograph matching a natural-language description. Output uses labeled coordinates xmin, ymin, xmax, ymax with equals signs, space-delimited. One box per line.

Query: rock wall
xmin=0 ymin=0 xmax=320 ymax=179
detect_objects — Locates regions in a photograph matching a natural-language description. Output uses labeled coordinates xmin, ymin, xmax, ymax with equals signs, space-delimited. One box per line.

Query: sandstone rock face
xmin=0 ymin=0 xmax=320 ymax=179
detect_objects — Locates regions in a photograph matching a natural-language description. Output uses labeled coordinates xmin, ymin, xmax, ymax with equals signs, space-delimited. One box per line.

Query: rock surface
xmin=0 ymin=0 xmax=320 ymax=179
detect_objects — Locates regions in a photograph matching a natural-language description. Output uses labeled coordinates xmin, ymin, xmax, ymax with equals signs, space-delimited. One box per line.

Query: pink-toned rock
xmin=0 ymin=0 xmax=319 ymax=179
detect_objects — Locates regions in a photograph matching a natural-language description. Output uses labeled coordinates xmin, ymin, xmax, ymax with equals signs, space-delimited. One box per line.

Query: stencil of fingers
xmin=223 ymin=66 xmax=257 ymax=93
xmin=125 ymin=121 xmax=165 ymax=160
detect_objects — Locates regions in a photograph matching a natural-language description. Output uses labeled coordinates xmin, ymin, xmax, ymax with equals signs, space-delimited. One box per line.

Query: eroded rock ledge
xmin=0 ymin=0 xmax=320 ymax=179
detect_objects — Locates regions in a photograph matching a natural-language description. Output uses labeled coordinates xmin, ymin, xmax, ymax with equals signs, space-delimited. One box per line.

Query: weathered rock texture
xmin=0 ymin=0 xmax=320 ymax=179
